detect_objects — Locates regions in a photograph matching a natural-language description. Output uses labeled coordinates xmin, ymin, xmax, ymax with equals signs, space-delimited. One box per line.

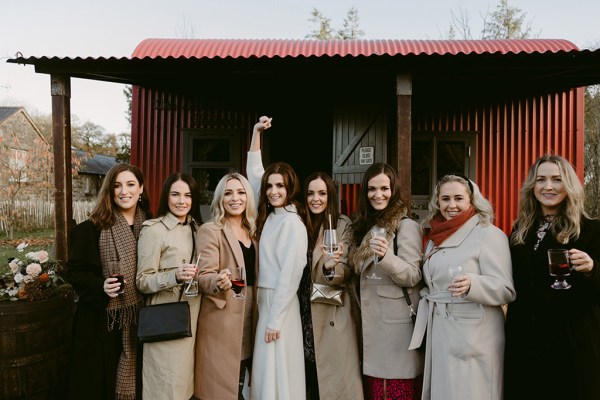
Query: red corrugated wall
xmin=414 ymin=88 xmax=585 ymax=235
xmin=130 ymin=87 xmax=257 ymax=213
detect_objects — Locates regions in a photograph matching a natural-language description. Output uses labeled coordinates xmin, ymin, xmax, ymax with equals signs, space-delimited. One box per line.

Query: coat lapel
xmin=223 ymin=225 xmax=246 ymax=277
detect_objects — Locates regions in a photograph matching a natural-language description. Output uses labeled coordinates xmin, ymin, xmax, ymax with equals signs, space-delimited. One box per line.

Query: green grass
xmin=0 ymin=229 xmax=55 ymax=274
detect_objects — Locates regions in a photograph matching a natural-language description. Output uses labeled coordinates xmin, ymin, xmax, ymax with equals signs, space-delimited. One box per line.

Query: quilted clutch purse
xmin=310 ymin=283 xmax=344 ymax=307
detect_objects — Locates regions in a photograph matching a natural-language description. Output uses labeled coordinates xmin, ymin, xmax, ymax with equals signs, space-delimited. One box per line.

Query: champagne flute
xmin=447 ymin=265 xmax=463 ymax=320
xmin=322 ymin=229 xmax=339 ymax=279
xmin=366 ymin=226 xmax=386 ymax=280
xmin=184 ymin=254 xmax=200 ymax=297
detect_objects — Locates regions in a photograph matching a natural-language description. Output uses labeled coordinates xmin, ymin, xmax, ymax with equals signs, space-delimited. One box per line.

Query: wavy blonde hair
xmin=511 ymin=155 xmax=587 ymax=245
xmin=422 ymin=174 xmax=494 ymax=229
xmin=210 ymin=172 xmax=257 ymax=237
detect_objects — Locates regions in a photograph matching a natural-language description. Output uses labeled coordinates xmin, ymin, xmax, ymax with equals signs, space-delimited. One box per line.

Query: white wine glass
xmin=447 ymin=265 xmax=463 ymax=320
xmin=322 ymin=229 xmax=340 ymax=279
xmin=184 ymin=254 xmax=200 ymax=297
xmin=366 ymin=226 xmax=386 ymax=280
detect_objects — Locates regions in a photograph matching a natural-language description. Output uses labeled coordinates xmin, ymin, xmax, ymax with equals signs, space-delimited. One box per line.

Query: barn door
xmin=331 ymin=103 xmax=387 ymax=215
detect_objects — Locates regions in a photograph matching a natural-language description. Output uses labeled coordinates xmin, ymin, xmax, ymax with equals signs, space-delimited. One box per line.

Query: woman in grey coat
xmin=409 ymin=174 xmax=515 ymax=400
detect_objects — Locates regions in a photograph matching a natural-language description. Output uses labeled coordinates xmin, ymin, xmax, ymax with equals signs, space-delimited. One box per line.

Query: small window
xmin=182 ymin=130 xmax=241 ymax=203
xmin=411 ymin=132 xmax=477 ymax=207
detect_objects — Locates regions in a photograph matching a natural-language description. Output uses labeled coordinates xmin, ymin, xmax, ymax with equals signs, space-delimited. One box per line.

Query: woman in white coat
xmin=247 ymin=116 xmax=308 ymax=400
xmin=409 ymin=174 xmax=515 ymax=400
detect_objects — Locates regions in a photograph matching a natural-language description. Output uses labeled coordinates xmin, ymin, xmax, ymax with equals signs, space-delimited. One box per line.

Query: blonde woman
xmin=194 ymin=172 xmax=258 ymax=400
xmin=409 ymin=173 xmax=515 ymax=400
xmin=505 ymin=155 xmax=600 ymax=399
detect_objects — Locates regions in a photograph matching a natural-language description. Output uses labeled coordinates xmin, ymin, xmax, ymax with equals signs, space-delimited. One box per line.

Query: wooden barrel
xmin=0 ymin=292 xmax=74 ymax=399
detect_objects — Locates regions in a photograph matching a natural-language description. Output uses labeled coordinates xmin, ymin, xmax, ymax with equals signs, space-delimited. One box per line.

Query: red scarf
xmin=429 ymin=207 xmax=477 ymax=247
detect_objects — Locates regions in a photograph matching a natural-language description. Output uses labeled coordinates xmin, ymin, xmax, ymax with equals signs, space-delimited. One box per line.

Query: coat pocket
xmin=377 ymin=285 xmax=413 ymax=324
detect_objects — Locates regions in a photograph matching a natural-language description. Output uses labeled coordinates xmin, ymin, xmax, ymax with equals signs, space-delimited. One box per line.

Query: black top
xmin=239 ymin=241 xmax=256 ymax=286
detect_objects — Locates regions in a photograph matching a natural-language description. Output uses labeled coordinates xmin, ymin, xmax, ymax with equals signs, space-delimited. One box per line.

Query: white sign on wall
xmin=359 ymin=147 xmax=374 ymax=165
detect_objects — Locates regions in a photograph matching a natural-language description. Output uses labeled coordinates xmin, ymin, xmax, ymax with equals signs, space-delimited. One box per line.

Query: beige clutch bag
xmin=310 ymin=283 xmax=344 ymax=307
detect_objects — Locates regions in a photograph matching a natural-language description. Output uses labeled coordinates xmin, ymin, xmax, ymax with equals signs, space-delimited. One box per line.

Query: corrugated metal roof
xmin=131 ymin=38 xmax=579 ymax=59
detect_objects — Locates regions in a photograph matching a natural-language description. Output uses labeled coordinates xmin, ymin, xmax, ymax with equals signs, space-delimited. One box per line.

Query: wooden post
xmin=394 ymin=74 xmax=412 ymax=209
xmin=51 ymin=75 xmax=72 ymax=264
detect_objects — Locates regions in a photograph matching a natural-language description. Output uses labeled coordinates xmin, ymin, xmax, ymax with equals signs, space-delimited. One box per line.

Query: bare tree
xmin=307 ymin=8 xmax=334 ymax=39
xmin=307 ymin=7 xmax=364 ymax=40
xmin=481 ymin=0 xmax=534 ymax=39
xmin=584 ymin=85 xmax=600 ymax=217
xmin=0 ymin=130 xmax=53 ymax=238
xmin=337 ymin=7 xmax=365 ymax=40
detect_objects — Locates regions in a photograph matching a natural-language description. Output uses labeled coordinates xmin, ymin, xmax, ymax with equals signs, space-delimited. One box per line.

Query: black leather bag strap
xmin=393 ymin=217 xmax=417 ymax=322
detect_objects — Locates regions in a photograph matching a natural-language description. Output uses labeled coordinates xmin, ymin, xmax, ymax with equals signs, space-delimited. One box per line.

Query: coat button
xmin=329 ymin=321 xmax=334 ymax=326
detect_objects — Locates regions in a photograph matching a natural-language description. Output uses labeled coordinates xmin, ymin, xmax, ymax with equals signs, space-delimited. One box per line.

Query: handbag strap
xmin=178 ymin=220 xmax=197 ymax=303
xmin=393 ymin=218 xmax=417 ymax=321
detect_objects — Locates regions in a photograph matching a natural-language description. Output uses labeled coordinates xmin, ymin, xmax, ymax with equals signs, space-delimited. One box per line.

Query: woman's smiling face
xmin=438 ymin=181 xmax=471 ymax=220
xmin=533 ymin=161 xmax=567 ymax=215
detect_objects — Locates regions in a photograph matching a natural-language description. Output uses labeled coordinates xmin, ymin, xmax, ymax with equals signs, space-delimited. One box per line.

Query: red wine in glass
xmin=111 ymin=273 xmax=125 ymax=295
xmin=547 ymin=249 xmax=572 ymax=290
xmin=549 ymin=262 xmax=570 ymax=277
xmin=231 ymin=279 xmax=246 ymax=298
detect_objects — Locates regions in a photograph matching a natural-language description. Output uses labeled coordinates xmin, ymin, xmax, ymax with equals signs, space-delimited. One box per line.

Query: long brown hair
xmin=511 ymin=154 xmax=587 ymax=245
xmin=351 ymin=163 xmax=406 ymax=245
xmin=302 ymin=172 xmax=340 ymax=250
xmin=255 ymin=162 xmax=305 ymax=238
xmin=89 ymin=163 xmax=152 ymax=229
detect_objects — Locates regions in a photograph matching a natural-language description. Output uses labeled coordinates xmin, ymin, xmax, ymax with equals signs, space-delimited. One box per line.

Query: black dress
xmin=66 ymin=220 xmax=122 ymax=400
xmin=504 ymin=217 xmax=600 ymax=399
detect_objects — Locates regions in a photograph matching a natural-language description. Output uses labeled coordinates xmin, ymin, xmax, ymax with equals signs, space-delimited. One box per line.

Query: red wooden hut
xmin=9 ymin=38 xmax=600 ymax=260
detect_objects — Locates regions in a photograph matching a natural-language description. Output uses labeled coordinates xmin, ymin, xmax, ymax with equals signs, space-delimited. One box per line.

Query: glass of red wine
xmin=547 ymin=249 xmax=572 ymax=290
xmin=230 ymin=268 xmax=246 ymax=299
xmin=108 ymin=261 xmax=124 ymax=295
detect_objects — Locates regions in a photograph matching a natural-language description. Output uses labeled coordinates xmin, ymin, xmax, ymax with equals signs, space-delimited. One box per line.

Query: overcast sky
xmin=1 ymin=0 xmax=599 ymax=135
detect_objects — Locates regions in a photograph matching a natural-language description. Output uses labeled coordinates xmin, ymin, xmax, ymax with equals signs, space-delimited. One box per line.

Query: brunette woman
xmin=247 ymin=116 xmax=308 ymax=400
xmin=504 ymin=155 xmax=600 ymax=399
xmin=67 ymin=163 xmax=152 ymax=400
xmin=350 ymin=163 xmax=424 ymax=400
xmin=136 ymin=172 xmax=202 ymax=400
xmin=298 ymin=171 xmax=363 ymax=400
xmin=194 ymin=172 xmax=258 ymax=400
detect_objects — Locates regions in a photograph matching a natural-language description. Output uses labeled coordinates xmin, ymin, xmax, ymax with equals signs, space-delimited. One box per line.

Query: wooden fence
xmin=0 ymin=200 xmax=95 ymax=235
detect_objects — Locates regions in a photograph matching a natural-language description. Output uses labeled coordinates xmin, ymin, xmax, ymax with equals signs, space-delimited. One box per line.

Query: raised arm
xmin=249 ymin=115 xmax=272 ymax=152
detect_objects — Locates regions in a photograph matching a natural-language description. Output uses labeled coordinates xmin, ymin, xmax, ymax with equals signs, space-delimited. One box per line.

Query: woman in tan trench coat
xmin=409 ymin=174 xmax=515 ymax=400
xmin=298 ymin=172 xmax=363 ymax=399
xmin=136 ymin=172 xmax=203 ymax=400
xmin=194 ymin=172 xmax=258 ymax=400
xmin=349 ymin=163 xmax=424 ymax=399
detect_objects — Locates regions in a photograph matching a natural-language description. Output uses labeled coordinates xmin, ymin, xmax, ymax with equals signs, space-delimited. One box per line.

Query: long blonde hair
xmin=210 ymin=172 xmax=257 ymax=237
xmin=511 ymin=155 xmax=587 ymax=245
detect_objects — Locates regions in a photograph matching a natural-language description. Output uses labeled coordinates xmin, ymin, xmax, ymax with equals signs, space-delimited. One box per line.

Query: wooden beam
xmin=51 ymin=75 xmax=73 ymax=264
xmin=394 ymin=74 xmax=412 ymax=209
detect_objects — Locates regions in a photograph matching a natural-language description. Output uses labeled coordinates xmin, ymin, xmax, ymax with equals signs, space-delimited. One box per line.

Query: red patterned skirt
xmin=363 ymin=375 xmax=423 ymax=400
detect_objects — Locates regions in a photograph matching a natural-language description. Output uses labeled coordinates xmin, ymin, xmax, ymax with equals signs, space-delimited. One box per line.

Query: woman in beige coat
xmin=349 ymin=163 xmax=424 ymax=399
xmin=194 ymin=172 xmax=258 ymax=400
xmin=298 ymin=172 xmax=363 ymax=399
xmin=136 ymin=172 xmax=203 ymax=400
xmin=409 ymin=174 xmax=515 ymax=400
